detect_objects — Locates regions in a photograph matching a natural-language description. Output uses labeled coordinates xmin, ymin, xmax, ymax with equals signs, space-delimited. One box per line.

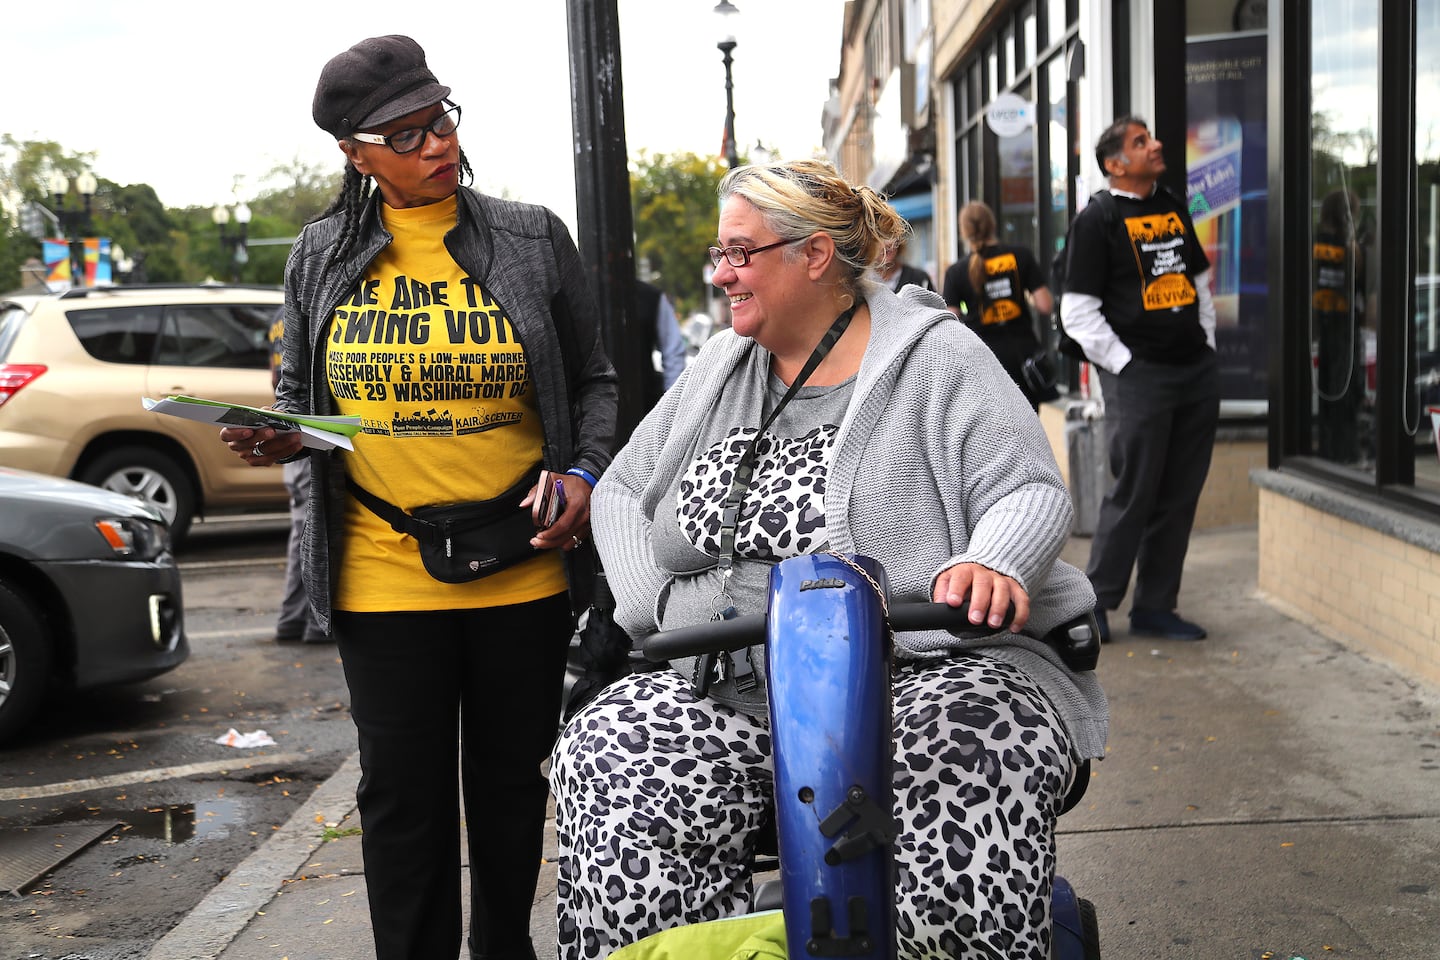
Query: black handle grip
xmin=643 ymin=613 xmax=765 ymax=661
xmin=888 ymin=601 xmax=1015 ymax=634
xmin=642 ymin=600 xmax=1014 ymax=662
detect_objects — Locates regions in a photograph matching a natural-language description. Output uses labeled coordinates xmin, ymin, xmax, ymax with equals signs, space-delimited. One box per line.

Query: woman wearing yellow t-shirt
xmin=219 ymin=35 xmax=617 ymax=960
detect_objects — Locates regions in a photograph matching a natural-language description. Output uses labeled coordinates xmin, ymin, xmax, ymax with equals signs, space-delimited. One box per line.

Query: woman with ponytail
xmin=944 ymin=200 xmax=1057 ymax=409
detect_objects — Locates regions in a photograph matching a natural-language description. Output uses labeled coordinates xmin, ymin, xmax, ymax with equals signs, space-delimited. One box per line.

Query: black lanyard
xmin=711 ymin=301 xmax=859 ymax=615
xmin=692 ymin=301 xmax=859 ymax=697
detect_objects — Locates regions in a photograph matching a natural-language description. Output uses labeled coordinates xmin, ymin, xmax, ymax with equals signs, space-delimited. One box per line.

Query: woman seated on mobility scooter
xmin=551 ymin=159 xmax=1109 ymax=960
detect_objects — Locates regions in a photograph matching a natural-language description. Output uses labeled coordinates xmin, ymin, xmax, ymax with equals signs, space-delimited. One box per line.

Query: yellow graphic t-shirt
xmin=327 ymin=195 xmax=566 ymax=611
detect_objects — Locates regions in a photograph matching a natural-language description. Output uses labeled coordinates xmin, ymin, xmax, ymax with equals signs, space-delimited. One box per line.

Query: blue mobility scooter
xmin=644 ymin=552 xmax=1101 ymax=960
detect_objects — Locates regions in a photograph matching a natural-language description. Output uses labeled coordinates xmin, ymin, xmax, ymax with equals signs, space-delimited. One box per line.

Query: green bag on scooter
xmin=608 ymin=910 xmax=787 ymax=960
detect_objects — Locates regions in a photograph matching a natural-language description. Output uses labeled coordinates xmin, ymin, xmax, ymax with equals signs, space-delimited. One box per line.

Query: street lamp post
xmin=111 ymin=243 xmax=134 ymax=285
xmin=213 ymin=202 xmax=252 ymax=283
xmin=46 ymin=170 xmax=98 ymax=288
xmin=715 ymin=1 xmax=740 ymax=169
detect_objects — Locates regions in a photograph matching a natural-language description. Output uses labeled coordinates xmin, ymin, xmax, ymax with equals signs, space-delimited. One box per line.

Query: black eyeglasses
xmin=352 ymin=104 xmax=462 ymax=154
xmin=708 ymin=237 xmax=803 ymax=267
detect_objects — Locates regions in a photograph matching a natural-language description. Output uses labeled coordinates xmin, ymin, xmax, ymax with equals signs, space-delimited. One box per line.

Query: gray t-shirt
xmin=650 ymin=368 xmax=856 ymax=713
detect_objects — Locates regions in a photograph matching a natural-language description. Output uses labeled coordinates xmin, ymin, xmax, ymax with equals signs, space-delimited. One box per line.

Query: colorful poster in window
xmin=1186 ymin=32 xmax=1268 ymax=401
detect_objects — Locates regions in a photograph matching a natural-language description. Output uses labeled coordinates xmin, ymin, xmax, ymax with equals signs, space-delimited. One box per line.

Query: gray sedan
xmin=0 ymin=467 xmax=187 ymax=743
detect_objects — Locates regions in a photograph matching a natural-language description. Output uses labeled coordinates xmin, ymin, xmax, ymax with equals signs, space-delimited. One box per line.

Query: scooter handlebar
xmin=641 ymin=600 xmax=1011 ymax=662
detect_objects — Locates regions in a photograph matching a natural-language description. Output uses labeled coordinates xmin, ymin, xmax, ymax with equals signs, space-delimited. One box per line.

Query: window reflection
xmin=1023 ymin=2 xmax=1037 ymax=67
xmin=998 ymin=80 xmax=1036 ymax=251
xmin=1046 ymin=0 xmax=1067 ymax=50
xmin=1309 ymin=0 xmax=1377 ymax=474
xmin=1415 ymin=0 xmax=1440 ymax=492
xmin=1047 ymin=54 xmax=1069 ymax=259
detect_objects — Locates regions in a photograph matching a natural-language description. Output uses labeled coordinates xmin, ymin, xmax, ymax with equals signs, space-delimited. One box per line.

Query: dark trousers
xmin=1087 ymin=351 xmax=1221 ymax=613
xmin=335 ymin=593 xmax=573 ymax=960
xmin=276 ymin=458 xmax=323 ymax=640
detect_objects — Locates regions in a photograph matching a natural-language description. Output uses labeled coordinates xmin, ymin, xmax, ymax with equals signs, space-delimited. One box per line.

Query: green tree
xmin=251 ymin=155 xmax=343 ymax=226
xmin=630 ymin=151 xmax=728 ymax=316
xmin=0 ymin=137 xmax=100 ymax=291
xmin=0 ymin=208 xmax=32 ymax=293
xmin=0 ymin=135 xmax=325 ymax=288
xmin=92 ymin=181 xmax=178 ymax=283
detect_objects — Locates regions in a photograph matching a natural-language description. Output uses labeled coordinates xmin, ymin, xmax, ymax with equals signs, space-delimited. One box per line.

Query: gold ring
xmin=252 ymin=441 xmax=265 ymax=458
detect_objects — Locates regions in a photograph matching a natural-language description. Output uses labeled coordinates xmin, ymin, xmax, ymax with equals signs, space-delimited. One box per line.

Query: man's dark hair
xmin=1094 ymin=115 xmax=1149 ymax=176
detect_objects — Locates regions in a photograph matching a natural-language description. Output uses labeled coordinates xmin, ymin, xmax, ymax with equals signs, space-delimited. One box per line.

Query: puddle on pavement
xmin=38 ymin=797 xmax=244 ymax=844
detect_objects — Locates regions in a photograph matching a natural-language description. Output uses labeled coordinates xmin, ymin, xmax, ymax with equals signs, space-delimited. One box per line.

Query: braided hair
xmin=312 ymin=149 xmax=475 ymax=269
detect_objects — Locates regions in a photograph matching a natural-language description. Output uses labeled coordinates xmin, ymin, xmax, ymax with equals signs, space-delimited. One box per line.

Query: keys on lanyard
xmin=692 ymin=598 xmax=737 ymax=697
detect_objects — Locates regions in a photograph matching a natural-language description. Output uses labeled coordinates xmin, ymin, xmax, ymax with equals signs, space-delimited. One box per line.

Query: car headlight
xmin=94 ymin=516 xmax=171 ymax=560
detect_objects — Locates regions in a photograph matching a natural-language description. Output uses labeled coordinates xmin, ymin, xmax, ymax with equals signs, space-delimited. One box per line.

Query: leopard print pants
xmin=550 ymin=655 xmax=1077 ymax=959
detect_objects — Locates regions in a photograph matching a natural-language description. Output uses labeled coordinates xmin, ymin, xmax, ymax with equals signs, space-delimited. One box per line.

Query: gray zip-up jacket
xmin=592 ymin=281 xmax=1107 ymax=758
xmin=276 ymin=188 xmax=618 ymax=631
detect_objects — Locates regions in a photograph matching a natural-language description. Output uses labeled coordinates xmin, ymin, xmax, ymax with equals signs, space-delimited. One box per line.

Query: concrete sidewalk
xmin=157 ymin=526 xmax=1440 ymax=960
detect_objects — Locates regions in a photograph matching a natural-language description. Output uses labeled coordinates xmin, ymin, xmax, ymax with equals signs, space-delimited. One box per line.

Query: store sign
xmin=985 ymin=92 xmax=1033 ymax=138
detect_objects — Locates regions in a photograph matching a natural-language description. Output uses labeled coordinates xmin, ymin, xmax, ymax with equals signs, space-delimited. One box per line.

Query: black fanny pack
xmin=345 ymin=466 xmax=539 ymax=584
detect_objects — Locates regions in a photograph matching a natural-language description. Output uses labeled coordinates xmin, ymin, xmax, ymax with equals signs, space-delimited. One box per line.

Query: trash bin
xmin=1065 ymin=400 xmax=1112 ymax=536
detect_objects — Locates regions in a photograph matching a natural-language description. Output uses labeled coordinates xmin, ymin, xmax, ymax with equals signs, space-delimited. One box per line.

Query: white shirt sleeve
xmin=1194 ymin=268 xmax=1217 ymax=350
xmin=1060 ymin=291 xmax=1132 ymax=374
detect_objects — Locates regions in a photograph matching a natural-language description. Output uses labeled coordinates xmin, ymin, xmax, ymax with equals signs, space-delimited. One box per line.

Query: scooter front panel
xmin=766 ymin=553 xmax=895 ymax=959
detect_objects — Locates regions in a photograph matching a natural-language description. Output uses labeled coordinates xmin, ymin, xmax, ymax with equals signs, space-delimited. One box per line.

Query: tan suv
xmin=0 ymin=284 xmax=288 ymax=544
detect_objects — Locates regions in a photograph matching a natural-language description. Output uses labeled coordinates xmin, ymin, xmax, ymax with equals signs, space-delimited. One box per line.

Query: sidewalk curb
xmin=149 ymin=751 xmax=363 ymax=960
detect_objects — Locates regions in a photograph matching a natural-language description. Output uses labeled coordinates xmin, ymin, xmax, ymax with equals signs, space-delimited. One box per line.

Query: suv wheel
xmin=79 ymin=447 xmax=197 ymax=545
xmin=0 ymin=580 xmax=52 ymax=743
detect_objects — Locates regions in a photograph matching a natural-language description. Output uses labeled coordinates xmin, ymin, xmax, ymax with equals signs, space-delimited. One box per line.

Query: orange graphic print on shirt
xmin=1312 ymin=241 xmax=1350 ymax=313
xmin=980 ymin=252 xmax=1023 ymax=325
xmin=1125 ymin=211 xmax=1198 ymax=312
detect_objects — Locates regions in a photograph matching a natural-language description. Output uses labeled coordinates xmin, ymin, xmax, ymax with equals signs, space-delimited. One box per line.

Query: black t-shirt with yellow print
xmin=326 ymin=194 xmax=566 ymax=612
xmin=1065 ymin=187 xmax=1211 ymax=364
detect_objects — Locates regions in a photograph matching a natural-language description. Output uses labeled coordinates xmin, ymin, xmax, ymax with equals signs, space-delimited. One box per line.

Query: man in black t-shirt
xmin=1059 ymin=115 xmax=1220 ymax=643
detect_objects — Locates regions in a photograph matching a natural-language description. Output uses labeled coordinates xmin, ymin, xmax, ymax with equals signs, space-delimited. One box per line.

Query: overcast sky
xmin=5 ymin=1 xmax=849 ymax=232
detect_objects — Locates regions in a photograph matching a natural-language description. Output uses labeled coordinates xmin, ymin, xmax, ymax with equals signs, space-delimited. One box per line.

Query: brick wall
xmin=1194 ymin=434 xmax=1267 ymax=529
xmin=1256 ymin=486 xmax=1440 ymax=689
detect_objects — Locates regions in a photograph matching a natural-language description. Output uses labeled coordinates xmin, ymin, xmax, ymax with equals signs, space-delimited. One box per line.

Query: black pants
xmin=335 ymin=593 xmax=573 ymax=960
xmin=1087 ymin=351 xmax=1221 ymax=613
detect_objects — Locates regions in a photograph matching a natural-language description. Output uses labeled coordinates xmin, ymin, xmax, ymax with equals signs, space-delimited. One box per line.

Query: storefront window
xmin=1045 ymin=0 xmax=1067 ymax=50
xmin=1414 ymin=0 xmax=1440 ymax=493
xmin=1022 ymin=2 xmax=1037 ymax=68
xmin=998 ymin=79 xmax=1037 ymax=251
xmin=988 ymin=41 xmax=1000 ymax=102
xmin=1186 ymin=22 xmax=1269 ymax=402
xmin=1047 ymin=54 xmax=1069 ymax=260
xmin=1309 ymin=1 xmax=1378 ymax=474
xmin=1001 ymin=23 xmax=1015 ymax=87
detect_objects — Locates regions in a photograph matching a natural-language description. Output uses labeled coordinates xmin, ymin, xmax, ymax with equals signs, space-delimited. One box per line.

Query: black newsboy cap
xmin=312 ymin=35 xmax=451 ymax=139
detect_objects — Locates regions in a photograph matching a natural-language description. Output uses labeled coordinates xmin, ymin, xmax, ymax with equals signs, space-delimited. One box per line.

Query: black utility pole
xmin=567 ymin=0 xmax=649 ymax=448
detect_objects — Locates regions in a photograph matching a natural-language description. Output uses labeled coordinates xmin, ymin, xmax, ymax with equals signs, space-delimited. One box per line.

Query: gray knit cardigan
xmin=591 ymin=281 xmax=1108 ymax=759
